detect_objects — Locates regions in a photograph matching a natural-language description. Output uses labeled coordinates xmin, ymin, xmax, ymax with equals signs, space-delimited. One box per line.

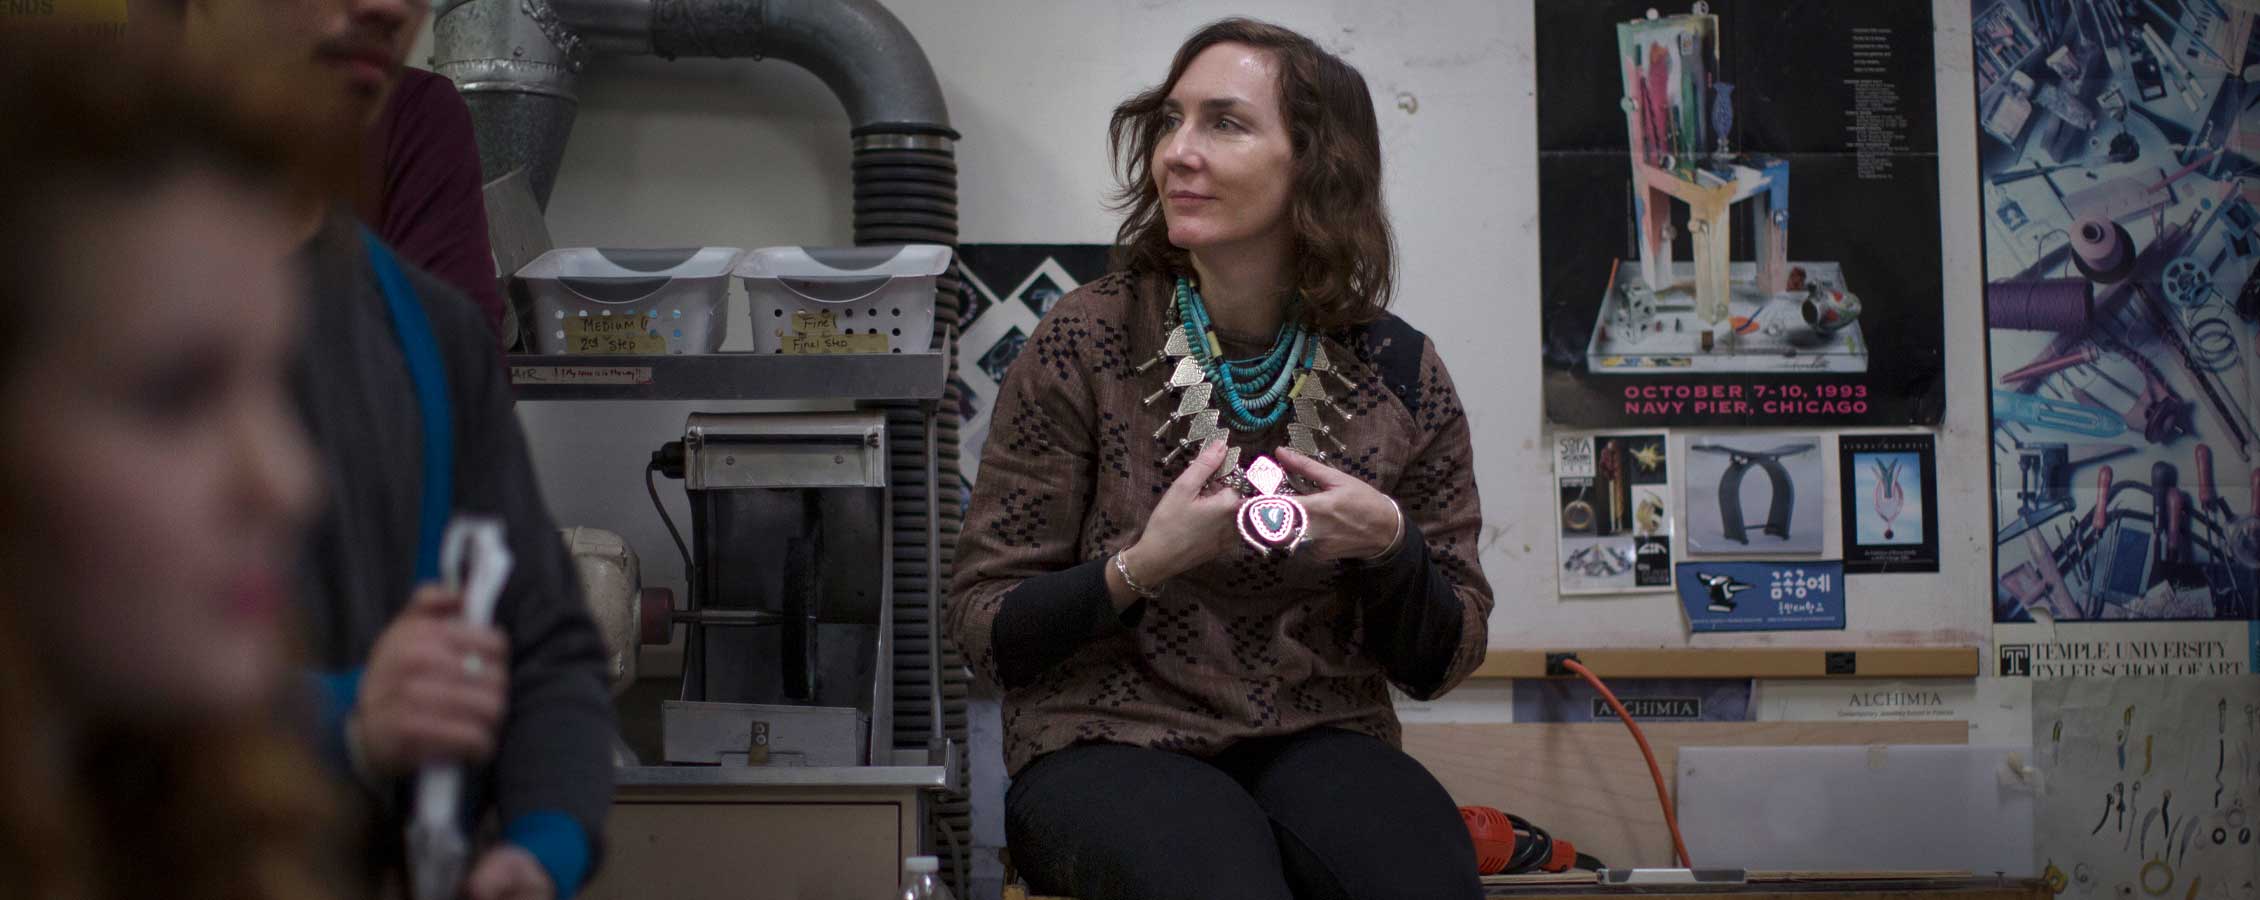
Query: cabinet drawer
xmin=586 ymin=801 xmax=905 ymax=900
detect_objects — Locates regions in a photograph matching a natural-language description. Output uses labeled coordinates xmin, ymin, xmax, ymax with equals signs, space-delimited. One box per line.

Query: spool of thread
xmin=2072 ymin=217 xmax=2136 ymax=283
xmin=1988 ymin=278 xmax=2094 ymax=331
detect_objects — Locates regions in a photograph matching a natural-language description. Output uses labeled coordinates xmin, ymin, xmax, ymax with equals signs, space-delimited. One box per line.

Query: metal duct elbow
xmin=431 ymin=0 xmax=956 ymax=209
xmin=643 ymin=0 xmax=954 ymax=140
xmin=432 ymin=0 xmax=586 ymax=207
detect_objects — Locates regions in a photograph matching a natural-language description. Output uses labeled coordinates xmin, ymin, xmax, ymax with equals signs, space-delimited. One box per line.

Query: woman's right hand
xmin=1127 ymin=439 xmax=1244 ymax=584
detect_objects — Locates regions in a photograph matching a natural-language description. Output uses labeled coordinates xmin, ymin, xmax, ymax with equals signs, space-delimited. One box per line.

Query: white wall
xmin=429 ymin=0 xmax=1992 ymax=654
xmin=419 ymin=4 xmax=1994 ymax=896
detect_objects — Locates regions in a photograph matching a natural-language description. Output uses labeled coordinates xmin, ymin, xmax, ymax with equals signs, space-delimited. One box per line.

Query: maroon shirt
xmin=362 ymin=67 xmax=507 ymax=344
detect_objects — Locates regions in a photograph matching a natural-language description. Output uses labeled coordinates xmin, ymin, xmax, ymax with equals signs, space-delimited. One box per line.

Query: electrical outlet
xmin=1546 ymin=652 xmax=1580 ymax=676
xmin=1825 ymin=651 xmax=1857 ymax=675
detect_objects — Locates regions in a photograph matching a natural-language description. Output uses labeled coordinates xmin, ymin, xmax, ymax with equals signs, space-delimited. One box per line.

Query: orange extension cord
xmin=1560 ymin=658 xmax=1694 ymax=868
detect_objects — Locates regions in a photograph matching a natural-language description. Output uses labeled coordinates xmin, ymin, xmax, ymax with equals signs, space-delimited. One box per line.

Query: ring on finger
xmin=462 ymin=652 xmax=484 ymax=678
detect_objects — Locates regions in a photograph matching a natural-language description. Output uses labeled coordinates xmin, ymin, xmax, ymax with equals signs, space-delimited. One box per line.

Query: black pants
xmin=1005 ymin=728 xmax=1482 ymax=900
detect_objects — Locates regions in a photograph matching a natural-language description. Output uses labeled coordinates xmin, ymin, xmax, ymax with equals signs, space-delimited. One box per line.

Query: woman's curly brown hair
xmin=1108 ymin=18 xmax=1395 ymax=330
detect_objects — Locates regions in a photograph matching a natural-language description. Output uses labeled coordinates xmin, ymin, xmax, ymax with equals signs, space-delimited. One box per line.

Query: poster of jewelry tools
xmin=2031 ymin=676 xmax=2260 ymax=899
xmin=1674 ymin=560 xmax=1845 ymax=632
xmin=1555 ymin=431 xmax=1676 ymax=594
xmin=1683 ymin=433 xmax=1826 ymax=555
xmin=955 ymin=244 xmax=1115 ymax=491
xmin=1512 ymin=678 xmax=1753 ymax=723
xmin=1838 ymin=433 xmax=1940 ymax=573
xmin=1971 ymin=0 xmax=2260 ymax=627
xmin=1534 ymin=0 xmax=1947 ymax=427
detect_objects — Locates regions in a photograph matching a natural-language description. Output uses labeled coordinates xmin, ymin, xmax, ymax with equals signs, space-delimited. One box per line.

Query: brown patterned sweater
xmin=947 ymin=270 xmax=1494 ymax=775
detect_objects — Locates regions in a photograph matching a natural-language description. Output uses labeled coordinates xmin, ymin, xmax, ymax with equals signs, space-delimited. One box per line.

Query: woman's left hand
xmin=1274 ymin=447 xmax=1404 ymax=562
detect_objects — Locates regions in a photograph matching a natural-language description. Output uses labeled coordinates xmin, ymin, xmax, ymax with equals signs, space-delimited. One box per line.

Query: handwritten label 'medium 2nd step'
xmin=510 ymin=366 xmax=654 ymax=386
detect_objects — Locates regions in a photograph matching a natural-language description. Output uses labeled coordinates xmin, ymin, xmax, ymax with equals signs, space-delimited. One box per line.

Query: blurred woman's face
xmin=1152 ymin=42 xmax=1297 ymax=259
xmin=1 ymin=171 xmax=317 ymax=720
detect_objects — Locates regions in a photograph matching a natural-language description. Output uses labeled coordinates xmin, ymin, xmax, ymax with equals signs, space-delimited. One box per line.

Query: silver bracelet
xmin=1360 ymin=496 xmax=1406 ymax=563
xmin=1114 ymin=550 xmax=1163 ymax=599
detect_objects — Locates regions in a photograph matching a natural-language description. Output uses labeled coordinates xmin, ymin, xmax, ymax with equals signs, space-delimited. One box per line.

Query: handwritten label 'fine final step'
xmin=1847 ymin=27 xmax=1907 ymax=179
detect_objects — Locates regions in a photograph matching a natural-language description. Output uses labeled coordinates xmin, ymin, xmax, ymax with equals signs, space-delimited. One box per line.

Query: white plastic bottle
xmin=901 ymin=856 xmax=954 ymax=900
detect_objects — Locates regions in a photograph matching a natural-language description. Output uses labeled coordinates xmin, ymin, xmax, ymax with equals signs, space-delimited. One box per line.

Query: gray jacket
xmin=292 ymin=215 xmax=613 ymax=883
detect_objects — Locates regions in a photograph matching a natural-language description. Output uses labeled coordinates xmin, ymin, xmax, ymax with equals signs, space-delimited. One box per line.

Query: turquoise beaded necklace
xmin=1173 ymin=276 xmax=1316 ymax=431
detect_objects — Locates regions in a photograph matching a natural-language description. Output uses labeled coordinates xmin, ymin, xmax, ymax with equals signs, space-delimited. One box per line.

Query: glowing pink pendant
xmin=1235 ymin=455 xmax=1309 ymax=555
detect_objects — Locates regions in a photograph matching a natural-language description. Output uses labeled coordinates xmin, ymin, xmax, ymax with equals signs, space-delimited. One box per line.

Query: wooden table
xmin=1007 ymin=874 xmax=2048 ymax=900
xmin=1482 ymin=874 xmax=2049 ymax=899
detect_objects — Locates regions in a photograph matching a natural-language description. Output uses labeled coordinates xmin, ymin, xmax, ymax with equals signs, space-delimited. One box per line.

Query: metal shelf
xmin=507 ymin=351 xmax=947 ymax=402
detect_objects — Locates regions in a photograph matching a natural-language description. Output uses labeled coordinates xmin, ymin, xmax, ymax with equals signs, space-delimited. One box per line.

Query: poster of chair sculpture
xmin=1536 ymin=0 xmax=1947 ymax=427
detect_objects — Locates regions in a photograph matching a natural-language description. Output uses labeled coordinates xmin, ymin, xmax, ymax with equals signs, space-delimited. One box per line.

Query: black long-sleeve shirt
xmin=988 ymin=518 xmax=1469 ymax=696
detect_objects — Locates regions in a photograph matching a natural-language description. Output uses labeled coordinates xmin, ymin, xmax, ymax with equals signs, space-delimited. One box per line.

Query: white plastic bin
xmin=517 ymin=247 xmax=744 ymax=355
xmin=736 ymin=245 xmax=952 ymax=354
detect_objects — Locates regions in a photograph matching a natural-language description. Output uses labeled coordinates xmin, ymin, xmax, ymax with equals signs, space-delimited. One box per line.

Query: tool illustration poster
xmin=1535 ymin=0 xmax=1946 ymax=427
xmin=1971 ymin=1 xmax=2260 ymax=628
xmin=2031 ymin=676 xmax=2258 ymax=899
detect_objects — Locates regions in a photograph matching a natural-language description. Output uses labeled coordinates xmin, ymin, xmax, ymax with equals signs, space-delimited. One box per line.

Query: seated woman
xmin=949 ymin=18 xmax=1491 ymax=900
xmin=0 ymin=43 xmax=339 ymax=900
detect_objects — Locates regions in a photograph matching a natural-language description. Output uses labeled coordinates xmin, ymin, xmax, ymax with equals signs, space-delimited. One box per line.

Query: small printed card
xmin=1675 ymin=560 xmax=1846 ymax=632
xmin=1555 ymin=431 xmax=1675 ymax=595
xmin=1512 ymin=678 xmax=1754 ymax=723
xmin=1838 ymin=433 xmax=1939 ymax=574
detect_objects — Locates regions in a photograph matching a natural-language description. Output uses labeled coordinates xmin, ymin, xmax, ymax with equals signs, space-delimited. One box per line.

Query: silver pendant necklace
xmin=1135 ymin=282 xmax=1358 ymax=555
